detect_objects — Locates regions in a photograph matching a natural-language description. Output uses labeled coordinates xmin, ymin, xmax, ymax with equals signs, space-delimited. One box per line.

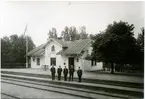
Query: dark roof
xmin=27 ymin=44 xmax=45 ymax=56
xmin=57 ymin=39 xmax=92 ymax=55
xmin=63 ymin=39 xmax=92 ymax=55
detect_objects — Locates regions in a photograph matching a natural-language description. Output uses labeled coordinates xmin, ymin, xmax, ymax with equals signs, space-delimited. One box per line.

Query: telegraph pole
xmin=23 ymin=25 xmax=28 ymax=68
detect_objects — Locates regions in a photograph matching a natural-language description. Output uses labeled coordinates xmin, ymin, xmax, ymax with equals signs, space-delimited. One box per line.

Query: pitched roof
xmin=28 ymin=38 xmax=92 ymax=56
xmin=27 ymin=44 xmax=45 ymax=56
xmin=65 ymin=39 xmax=92 ymax=54
xmin=32 ymin=49 xmax=45 ymax=56
xmin=57 ymin=39 xmax=92 ymax=55
xmin=53 ymin=38 xmax=68 ymax=47
xmin=44 ymin=38 xmax=68 ymax=47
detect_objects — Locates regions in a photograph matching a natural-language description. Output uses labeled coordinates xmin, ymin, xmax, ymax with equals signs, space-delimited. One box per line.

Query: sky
xmin=0 ymin=1 xmax=144 ymax=46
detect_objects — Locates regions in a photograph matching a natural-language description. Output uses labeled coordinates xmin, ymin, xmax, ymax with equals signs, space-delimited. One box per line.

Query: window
xmin=50 ymin=58 xmax=56 ymax=66
xmin=77 ymin=58 xmax=79 ymax=62
xmin=51 ymin=45 xmax=55 ymax=52
xmin=91 ymin=59 xmax=93 ymax=66
xmin=37 ymin=58 xmax=40 ymax=65
xmin=91 ymin=59 xmax=97 ymax=66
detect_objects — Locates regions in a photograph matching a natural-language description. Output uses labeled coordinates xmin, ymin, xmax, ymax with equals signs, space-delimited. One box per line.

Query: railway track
xmin=1 ymin=77 xmax=132 ymax=99
xmin=1 ymin=92 xmax=20 ymax=99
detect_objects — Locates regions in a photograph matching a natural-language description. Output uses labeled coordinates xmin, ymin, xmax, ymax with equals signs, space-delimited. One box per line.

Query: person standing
xmin=69 ymin=65 xmax=74 ymax=81
xmin=57 ymin=66 xmax=62 ymax=80
xmin=63 ymin=66 xmax=68 ymax=81
xmin=77 ymin=67 xmax=82 ymax=82
xmin=50 ymin=64 xmax=56 ymax=80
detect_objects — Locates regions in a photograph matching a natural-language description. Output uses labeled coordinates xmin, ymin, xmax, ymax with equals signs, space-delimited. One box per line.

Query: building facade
xmin=27 ymin=38 xmax=103 ymax=71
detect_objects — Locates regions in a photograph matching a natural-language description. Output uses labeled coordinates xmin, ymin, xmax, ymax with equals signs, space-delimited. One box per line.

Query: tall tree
xmin=137 ymin=27 xmax=144 ymax=51
xmin=1 ymin=34 xmax=35 ymax=68
xmin=89 ymin=34 xmax=98 ymax=40
xmin=69 ymin=26 xmax=80 ymax=41
xmin=136 ymin=27 xmax=144 ymax=70
xmin=92 ymin=21 xmax=138 ymax=73
xmin=61 ymin=26 xmax=70 ymax=41
xmin=48 ymin=30 xmax=53 ymax=39
xmin=1 ymin=36 xmax=11 ymax=63
xmin=48 ymin=27 xmax=58 ymax=39
xmin=52 ymin=27 xmax=57 ymax=38
xmin=61 ymin=26 xmax=80 ymax=41
xmin=79 ymin=26 xmax=88 ymax=39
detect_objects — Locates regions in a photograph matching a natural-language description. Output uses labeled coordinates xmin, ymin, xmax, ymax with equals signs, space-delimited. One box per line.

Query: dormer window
xmin=51 ymin=45 xmax=55 ymax=52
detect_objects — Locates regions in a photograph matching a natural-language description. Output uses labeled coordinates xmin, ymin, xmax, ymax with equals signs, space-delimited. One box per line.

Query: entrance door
xmin=68 ymin=57 xmax=74 ymax=69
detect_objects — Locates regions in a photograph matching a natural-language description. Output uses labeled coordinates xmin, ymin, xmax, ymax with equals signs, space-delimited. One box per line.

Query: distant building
xmin=27 ymin=38 xmax=103 ymax=71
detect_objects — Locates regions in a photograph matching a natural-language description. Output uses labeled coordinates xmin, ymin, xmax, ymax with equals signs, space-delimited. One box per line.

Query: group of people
xmin=50 ymin=65 xmax=82 ymax=82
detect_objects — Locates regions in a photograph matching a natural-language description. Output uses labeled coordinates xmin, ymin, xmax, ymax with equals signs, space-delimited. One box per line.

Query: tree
xmin=1 ymin=36 xmax=11 ymax=63
xmin=136 ymin=27 xmax=144 ymax=70
xmin=89 ymin=34 xmax=96 ymax=40
xmin=137 ymin=27 xmax=144 ymax=51
xmin=91 ymin=32 xmax=106 ymax=62
xmin=69 ymin=26 xmax=80 ymax=41
xmin=61 ymin=26 xmax=80 ymax=41
xmin=48 ymin=30 xmax=53 ymax=39
xmin=52 ymin=27 xmax=57 ymax=38
xmin=48 ymin=27 xmax=58 ymax=39
xmin=1 ymin=34 xmax=35 ymax=68
xmin=79 ymin=26 xmax=88 ymax=39
xmin=92 ymin=21 xmax=138 ymax=73
xmin=61 ymin=26 xmax=70 ymax=41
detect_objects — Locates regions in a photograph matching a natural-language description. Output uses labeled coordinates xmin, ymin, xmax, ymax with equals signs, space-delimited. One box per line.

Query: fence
xmin=1 ymin=63 xmax=26 ymax=68
xmin=103 ymin=62 xmax=143 ymax=72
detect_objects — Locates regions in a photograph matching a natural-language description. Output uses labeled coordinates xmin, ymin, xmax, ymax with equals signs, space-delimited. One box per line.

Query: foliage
xmin=89 ymin=34 xmax=96 ymax=40
xmin=136 ymin=27 xmax=144 ymax=69
xmin=1 ymin=34 xmax=35 ymax=68
xmin=137 ymin=27 xmax=144 ymax=51
xmin=69 ymin=26 xmax=80 ymax=41
xmin=48 ymin=27 xmax=58 ymax=39
xmin=79 ymin=26 xmax=88 ymax=39
xmin=92 ymin=21 xmax=141 ymax=73
xmin=61 ymin=26 xmax=89 ymax=41
xmin=61 ymin=26 xmax=70 ymax=41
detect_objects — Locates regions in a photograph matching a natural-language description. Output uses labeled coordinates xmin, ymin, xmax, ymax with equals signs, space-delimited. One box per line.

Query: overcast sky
xmin=0 ymin=1 xmax=144 ymax=46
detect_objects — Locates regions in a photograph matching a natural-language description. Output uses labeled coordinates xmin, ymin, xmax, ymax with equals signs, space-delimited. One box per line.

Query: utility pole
xmin=23 ymin=25 xmax=28 ymax=68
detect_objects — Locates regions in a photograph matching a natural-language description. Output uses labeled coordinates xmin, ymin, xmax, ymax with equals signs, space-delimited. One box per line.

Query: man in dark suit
xmin=57 ymin=66 xmax=62 ymax=80
xmin=77 ymin=67 xmax=82 ymax=82
xmin=63 ymin=66 xmax=68 ymax=81
xmin=50 ymin=64 xmax=56 ymax=80
xmin=69 ymin=65 xmax=74 ymax=81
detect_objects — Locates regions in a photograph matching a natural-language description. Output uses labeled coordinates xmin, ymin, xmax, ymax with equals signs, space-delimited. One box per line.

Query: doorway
xmin=68 ymin=57 xmax=74 ymax=69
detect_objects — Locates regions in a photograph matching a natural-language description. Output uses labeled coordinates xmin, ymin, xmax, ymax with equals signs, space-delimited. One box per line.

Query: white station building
xmin=27 ymin=38 xmax=103 ymax=71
